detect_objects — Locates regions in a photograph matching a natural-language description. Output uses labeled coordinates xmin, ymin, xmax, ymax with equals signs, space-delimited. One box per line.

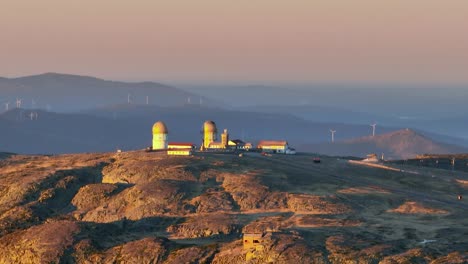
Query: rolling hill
xmin=0 ymin=73 xmax=217 ymax=111
xmin=303 ymin=129 xmax=468 ymax=160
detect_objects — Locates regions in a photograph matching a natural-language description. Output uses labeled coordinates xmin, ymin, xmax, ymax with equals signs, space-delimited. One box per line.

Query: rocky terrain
xmin=0 ymin=151 xmax=467 ymax=263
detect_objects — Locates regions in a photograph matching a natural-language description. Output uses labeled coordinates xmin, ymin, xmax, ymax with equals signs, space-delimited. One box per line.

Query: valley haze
xmin=1 ymin=73 xmax=468 ymax=156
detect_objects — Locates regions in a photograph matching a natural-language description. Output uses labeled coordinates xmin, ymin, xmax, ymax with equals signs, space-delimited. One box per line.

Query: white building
xmin=257 ymin=140 xmax=296 ymax=154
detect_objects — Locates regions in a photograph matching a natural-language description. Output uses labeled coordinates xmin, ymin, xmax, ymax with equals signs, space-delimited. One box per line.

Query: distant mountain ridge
xmin=302 ymin=129 xmax=468 ymax=160
xmin=2 ymin=105 xmax=467 ymax=156
xmin=0 ymin=106 xmax=402 ymax=154
xmin=1 ymin=73 xmax=468 ymax=155
xmin=0 ymin=73 xmax=217 ymax=111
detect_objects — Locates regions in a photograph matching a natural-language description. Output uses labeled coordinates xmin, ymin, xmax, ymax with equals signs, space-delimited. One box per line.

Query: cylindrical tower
xmin=152 ymin=121 xmax=168 ymax=150
xmin=203 ymin=120 xmax=217 ymax=149
xmin=221 ymin=129 xmax=229 ymax=148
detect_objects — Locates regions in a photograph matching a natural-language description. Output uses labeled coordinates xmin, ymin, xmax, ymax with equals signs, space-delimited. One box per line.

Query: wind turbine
xmin=4 ymin=102 xmax=10 ymax=111
xmin=16 ymin=98 xmax=22 ymax=108
xmin=29 ymin=112 xmax=35 ymax=120
xmin=127 ymin=94 xmax=132 ymax=104
xmin=370 ymin=123 xmax=377 ymax=137
xmin=146 ymin=96 xmax=149 ymax=105
xmin=330 ymin=129 xmax=336 ymax=143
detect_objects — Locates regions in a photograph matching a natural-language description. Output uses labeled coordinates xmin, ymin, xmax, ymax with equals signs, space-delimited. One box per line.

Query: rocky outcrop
xmin=72 ymin=184 xmax=118 ymax=212
xmin=81 ymin=180 xmax=192 ymax=222
xmin=326 ymin=235 xmax=392 ymax=263
xmin=167 ymin=214 xmax=240 ymax=239
xmin=388 ymin=201 xmax=449 ymax=215
xmin=189 ymin=188 xmax=237 ymax=213
xmin=0 ymin=220 xmax=79 ymax=263
xmin=87 ymin=237 xmax=170 ymax=263
xmin=287 ymin=194 xmax=351 ymax=214
xmin=379 ymin=248 xmax=431 ymax=264
xmin=221 ymin=172 xmax=288 ymax=211
xmin=102 ymin=153 xmax=199 ymax=184
xmin=164 ymin=245 xmax=217 ymax=264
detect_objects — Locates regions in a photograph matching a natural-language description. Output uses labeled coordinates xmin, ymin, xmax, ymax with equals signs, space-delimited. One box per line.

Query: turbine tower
xmin=4 ymin=102 xmax=10 ymax=111
xmin=330 ymin=129 xmax=336 ymax=143
xmin=127 ymin=94 xmax=132 ymax=104
xmin=146 ymin=96 xmax=149 ymax=105
xmin=16 ymin=98 xmax=22 ymax=108
xmin=370 ymin=123 xmax=377 ymax=137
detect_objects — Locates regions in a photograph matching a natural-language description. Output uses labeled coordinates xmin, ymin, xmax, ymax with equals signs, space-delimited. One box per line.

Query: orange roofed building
xmin=167 ymin=142 xmax=195 ymax=156
xmin=257 ymin=140 xmax=296 ymax=154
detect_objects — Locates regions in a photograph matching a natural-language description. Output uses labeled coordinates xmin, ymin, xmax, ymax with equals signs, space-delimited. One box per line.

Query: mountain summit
xmin=304 ymin=129 xmax=467 ymax=160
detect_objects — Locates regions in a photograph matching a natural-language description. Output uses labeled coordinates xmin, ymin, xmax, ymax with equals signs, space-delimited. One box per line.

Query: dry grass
xmin=337 ymin=186 xmax=390 ymax=194
xmin=456 ymin=179 xmax=468 ymax=188
xmin=388 ymin=201 xmax=449 ymax=215
xmin=291 ymin=215 xmax=361 ymax=228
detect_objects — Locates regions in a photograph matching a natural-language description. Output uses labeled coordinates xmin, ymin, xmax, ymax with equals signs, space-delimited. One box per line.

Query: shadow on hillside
xmin=73 ymin=213 xmax=246 ymax=250
xmin=0 ymin=152 xmax=16 ymax=160
xmin=7 ymin=162 xmax=111 ymax=233
xmin=75 ymin=216 xmax=184 ymax=250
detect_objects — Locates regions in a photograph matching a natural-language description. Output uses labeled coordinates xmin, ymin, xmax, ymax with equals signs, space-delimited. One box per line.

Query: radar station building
xmin=152 ymin=121 xmax=169 ymax=150
xmin=201 ymin=120 xmax=231 ymax=150
xmin=202 ymin=120 xmax=218 ymax=149
xmin=207 ymin=128 xmax=230 ymax=149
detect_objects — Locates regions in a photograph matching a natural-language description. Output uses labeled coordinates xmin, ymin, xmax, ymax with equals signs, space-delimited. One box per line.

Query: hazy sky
xmin=1 ymin=0 xmax=467 ymax=84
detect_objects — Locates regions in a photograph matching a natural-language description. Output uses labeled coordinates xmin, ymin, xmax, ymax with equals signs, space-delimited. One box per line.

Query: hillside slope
xmin=304 ymin=129 xmax=468 ymax=160
xmin=0 ymin=151 xmax=466 ymax=263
